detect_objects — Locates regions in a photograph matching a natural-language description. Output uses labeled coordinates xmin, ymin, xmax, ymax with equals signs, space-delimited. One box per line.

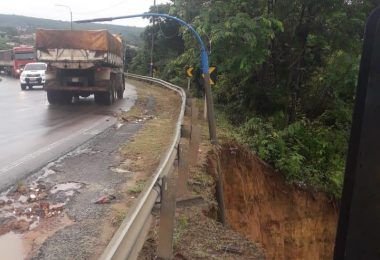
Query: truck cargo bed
xmin=36 ymin=29 xmax=123 ymax=68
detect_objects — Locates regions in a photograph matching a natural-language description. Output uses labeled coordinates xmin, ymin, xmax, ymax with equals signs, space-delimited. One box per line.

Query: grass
xmin=120 ymin=79 xmax=181 ymax=175
xmin=128 ymin=180 xmax=146 ymax=194
xmin=111 ymin=210 xmax=126 ymax=227
xmin=173 ymin=215 xmax=189 ymax=247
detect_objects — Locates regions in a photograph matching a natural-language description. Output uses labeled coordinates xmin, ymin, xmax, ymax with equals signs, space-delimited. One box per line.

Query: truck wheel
xmin=112 ymin=87 xmax=117 ymax=102
xmin=102 ymin=89 xmax=113 ymax=105
xmin=47 ymin=91 xmax=59 ymax=104
xmin=117 ymin=89 xmax=124 ymax=99
xmin=21 ymin=84 xmax=26 ymax=91
xmin=94 ymin=93 xmax=103 ymax=105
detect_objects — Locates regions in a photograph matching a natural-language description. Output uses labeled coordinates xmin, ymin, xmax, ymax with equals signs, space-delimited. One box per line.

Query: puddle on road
xmin=0 ymin=232 xmax=24 ymax=260
xmin=50 ymin=182 xmax=83 ymax=194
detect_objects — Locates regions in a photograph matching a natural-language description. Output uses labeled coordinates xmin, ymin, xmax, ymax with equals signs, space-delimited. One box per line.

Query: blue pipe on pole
xmin=76 ymin=13 xmax=210 ymax=74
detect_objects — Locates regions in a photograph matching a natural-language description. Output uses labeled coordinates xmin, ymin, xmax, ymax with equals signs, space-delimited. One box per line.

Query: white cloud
xmin=0 ymin=0 xmax=171 ymax=27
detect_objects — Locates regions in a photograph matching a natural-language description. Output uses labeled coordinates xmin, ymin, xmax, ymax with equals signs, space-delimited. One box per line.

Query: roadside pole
xmin=202 ymin=70 xmax=225 ymax=225
xmin=202 ymin=72 xmax=217 ymax=144
xmin=204 ymin=95 xmax=207 ymax=120
xmin=187 ymin=77 xmax=191 ymax=91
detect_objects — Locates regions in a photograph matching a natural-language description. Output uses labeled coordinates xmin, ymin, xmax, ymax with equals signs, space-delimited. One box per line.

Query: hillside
xmin=0 ymin=14 xmax=143 ymax=46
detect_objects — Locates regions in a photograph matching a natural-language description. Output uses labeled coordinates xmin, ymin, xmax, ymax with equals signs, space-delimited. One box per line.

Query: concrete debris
xmin=94 ymin=195 xmax=116 ymax=204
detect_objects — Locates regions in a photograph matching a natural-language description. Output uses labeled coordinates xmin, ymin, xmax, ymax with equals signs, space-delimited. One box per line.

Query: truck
xmin=35 ymin=29 xmax=125 ymax=105
xmin=0 ymin=46 xmax=35 ymax=77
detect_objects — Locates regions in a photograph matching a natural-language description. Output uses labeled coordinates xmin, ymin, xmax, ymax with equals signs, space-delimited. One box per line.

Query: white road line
xmin=0 ymin=118 xmax=112 ymax=175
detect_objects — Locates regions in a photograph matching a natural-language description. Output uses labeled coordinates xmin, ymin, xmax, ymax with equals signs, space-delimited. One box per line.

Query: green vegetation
xmin=174 ymin=215 xmax=188 ymax=246
xmin=128 ymin=1 xmax=376 ymax=198
xmin=0 ymin=37 xmax=10 ymax=50
xmin=128 ymin=180 xmax=146 ymax=194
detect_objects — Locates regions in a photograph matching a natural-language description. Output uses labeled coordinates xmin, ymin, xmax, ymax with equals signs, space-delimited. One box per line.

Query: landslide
xmin=208 ymin=143 xmax=339 ymax=259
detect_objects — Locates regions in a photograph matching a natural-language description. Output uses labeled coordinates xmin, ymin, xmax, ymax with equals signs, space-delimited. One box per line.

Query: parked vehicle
xmin=35 ymin=29 xmax=125 ymax=105
xmin=0 ymin=46 xmax=35 ymax=78
xmin=19 ymin=62 xmax=47 ymax=90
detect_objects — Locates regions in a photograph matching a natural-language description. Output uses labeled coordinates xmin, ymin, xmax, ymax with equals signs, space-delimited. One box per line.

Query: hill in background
xmin=0 ymin=14 xmax=144 ymax=46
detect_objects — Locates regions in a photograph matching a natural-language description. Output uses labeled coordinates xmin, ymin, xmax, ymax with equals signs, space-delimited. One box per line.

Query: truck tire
xmin=21 ymin=84 xmax=27 ymax=91
xmin=102 ymin=89 xmax=113 ymax=106
xmin=102 ymin=76 xmax=116 ymax=105
xmin=47 ymin=91 xmax=59 ymax=104
xmin=94 ymin=92 xmax=103 ymax=105
xmin=117 ymin=89 xmax=124 ymax=99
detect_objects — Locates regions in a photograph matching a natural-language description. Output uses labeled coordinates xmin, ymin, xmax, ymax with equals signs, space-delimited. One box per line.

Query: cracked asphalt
xmin=28 ymin=96 xmax=156 ymax=259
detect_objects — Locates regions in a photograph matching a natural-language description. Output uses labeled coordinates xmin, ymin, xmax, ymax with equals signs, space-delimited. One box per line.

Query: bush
xmin=236 ymin=116 xmax=348 ymax=198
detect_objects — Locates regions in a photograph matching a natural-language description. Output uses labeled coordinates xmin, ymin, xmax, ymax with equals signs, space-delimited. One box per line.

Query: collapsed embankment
xmin=208 ymin=144 xmax=339 ymax=259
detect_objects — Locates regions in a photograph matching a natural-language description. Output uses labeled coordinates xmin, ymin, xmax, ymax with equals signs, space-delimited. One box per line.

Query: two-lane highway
xmin=0 ymin=76 xmax=137 ymax=190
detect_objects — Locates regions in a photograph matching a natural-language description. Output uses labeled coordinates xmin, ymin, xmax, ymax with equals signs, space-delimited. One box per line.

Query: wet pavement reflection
xmin=0 ymin=75 xmax=136 ymax=189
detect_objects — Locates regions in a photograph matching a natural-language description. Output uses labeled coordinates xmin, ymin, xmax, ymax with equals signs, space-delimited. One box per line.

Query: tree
xmin=129 ymin=0 xmax=379 ymax=197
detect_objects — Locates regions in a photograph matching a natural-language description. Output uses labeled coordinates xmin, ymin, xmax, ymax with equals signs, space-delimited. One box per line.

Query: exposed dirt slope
xmin=208 ymin=144 xmax=339 ymax=260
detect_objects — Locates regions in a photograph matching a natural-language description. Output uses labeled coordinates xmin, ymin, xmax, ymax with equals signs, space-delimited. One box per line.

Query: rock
xmin=27 ymin=194 xmax=37 ymax=202
xmin=0 ymin=200 xmax=6 ymax=207
xmin=39 ymin=202 xmax=50 ymax=217
xmin=18 ymin=195 xmax=28 ymax=203
xmin=16 ymin=184 xmax=28 ymax=194
xmin=38 ymin=192 xmax=48 ymax=200
xmin=50 ymin=203 xmax=64 ymax=212
xmin=37 ymin=183 xmax=47 ymax=190
xmin=12 ymin=219 xmax=29 ymax=232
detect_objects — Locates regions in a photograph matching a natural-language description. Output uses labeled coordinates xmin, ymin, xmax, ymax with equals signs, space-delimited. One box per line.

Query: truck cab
xmin=12 ymin=46 xmax=36 ymax=78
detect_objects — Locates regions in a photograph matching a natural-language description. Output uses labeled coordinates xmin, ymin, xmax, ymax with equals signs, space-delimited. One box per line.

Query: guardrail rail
xmin=99 ymin=73 xmax=186 ymax=260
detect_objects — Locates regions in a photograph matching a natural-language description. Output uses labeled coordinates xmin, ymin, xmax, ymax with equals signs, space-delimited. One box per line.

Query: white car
xmin=20 ymin=62 xmax=47 ymax=90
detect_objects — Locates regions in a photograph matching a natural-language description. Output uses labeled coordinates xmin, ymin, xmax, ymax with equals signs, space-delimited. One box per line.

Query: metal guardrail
xmin=99 ymin=73 xmax=186 ymax=260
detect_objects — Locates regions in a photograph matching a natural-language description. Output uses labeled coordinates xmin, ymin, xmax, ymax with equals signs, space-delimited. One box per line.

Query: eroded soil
xmin=209 ymin=144 xmax=339 ymax=260
xmin=140 ymin=96 xmax=338 ymax=259
xmin=139 ymin=100 xmax=265 ymax=259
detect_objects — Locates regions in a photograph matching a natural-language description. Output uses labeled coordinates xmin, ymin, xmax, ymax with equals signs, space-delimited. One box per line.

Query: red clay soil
xmin=208 ymin=144 xmax=339 ymax=260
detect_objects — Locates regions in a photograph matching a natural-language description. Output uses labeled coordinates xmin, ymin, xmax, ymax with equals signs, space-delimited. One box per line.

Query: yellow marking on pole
xmin=186 ymin=67 xmax=194 ymax=78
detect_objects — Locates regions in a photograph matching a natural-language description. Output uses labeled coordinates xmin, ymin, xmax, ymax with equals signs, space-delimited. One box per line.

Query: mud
xmin=209 ymin=144 xmax=339 ymax=260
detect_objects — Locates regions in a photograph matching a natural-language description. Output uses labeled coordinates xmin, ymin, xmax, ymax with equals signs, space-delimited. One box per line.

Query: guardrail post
xmin=177 ymin=142 xmax=189 ymax=198
xmin=157 ymin=167 xmax=177 ymax=259
xmin=189 ymin=99 xmax=200 ymax=166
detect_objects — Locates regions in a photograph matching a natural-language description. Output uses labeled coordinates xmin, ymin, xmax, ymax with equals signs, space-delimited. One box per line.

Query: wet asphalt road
xmin=0 ymin=75 xmax=137 ymax=191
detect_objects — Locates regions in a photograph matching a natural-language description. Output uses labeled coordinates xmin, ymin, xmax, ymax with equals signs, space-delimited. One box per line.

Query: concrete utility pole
xmin=56 ymin=4 xmax=73 ymax=30
xmin=149 ymin=0 xmax=156 ymax=77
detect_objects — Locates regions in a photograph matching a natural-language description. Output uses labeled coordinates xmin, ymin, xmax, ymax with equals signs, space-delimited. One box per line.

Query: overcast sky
xmin=0 ymin=0 xmax=171 ymax=27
